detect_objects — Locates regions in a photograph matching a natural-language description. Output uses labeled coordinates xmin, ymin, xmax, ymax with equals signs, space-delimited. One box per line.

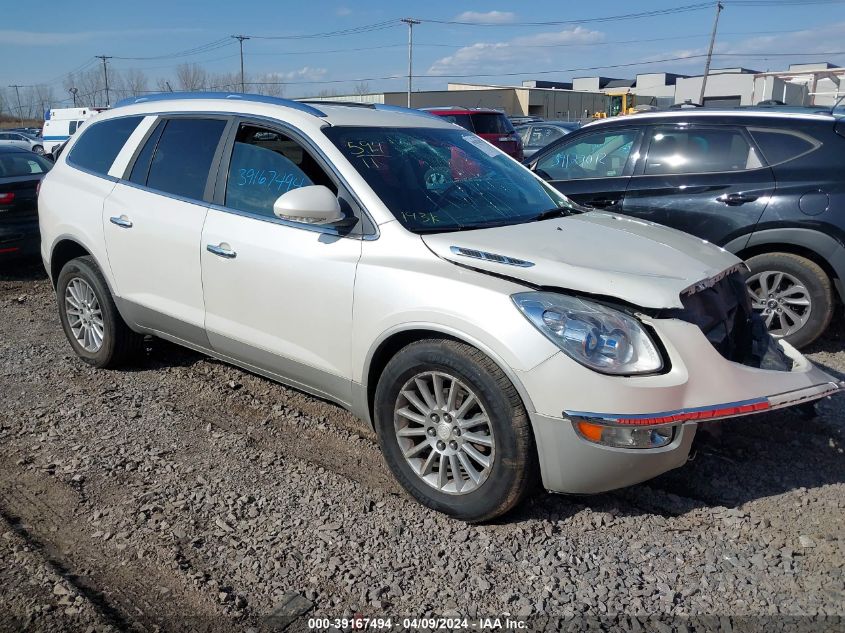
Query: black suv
xmin=526 ymin=109 xmax=845 ymax=348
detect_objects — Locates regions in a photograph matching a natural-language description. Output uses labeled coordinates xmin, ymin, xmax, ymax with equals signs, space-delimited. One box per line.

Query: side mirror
xmin=273 ymin=185 xmax=345 ymax=225
xmin=44 ymin=153 xmax=55 ymax=162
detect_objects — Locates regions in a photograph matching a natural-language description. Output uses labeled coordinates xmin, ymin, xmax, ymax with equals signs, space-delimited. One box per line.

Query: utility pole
xmin=232 ymin=35 xmax=250 ymax=93
xmin=69 ymin=87 xmax=78 ymax=106
xmin=698 ymin=1 xmax=724 ymax=105
xmin=401 ymin=18 xmax=420 ymax=108
xmin=96 ymin=55 xmax=113 ymax=106
xmin=8 ymin=84 xmax=24 ymax=124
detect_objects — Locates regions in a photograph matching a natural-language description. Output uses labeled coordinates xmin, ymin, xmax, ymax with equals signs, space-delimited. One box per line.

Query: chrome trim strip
xmin=566 ymin=381 xmax=844 ymax=427
xmin=449 ymin=245 xmax=535 ymax=268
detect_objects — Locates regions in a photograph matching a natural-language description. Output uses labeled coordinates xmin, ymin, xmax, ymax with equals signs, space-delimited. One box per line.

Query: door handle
xmin=206 ymin=243 xmax=237 ymax=259
xmin=109 ymin=215 xmax=133 ymax=228
xmin=720 ymin=193 xmax=759 ymax=206
xmin=587 ymin=197 xmax=619 ymax=209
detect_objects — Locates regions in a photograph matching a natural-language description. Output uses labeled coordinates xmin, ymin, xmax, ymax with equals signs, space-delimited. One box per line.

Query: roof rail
xmin=112 ymin=92 xmax=326 ymax=117
xmin=298 ymin=99 xmax=375 ymax=109
xmin=373 ymin=104 xmax=441 ymax=119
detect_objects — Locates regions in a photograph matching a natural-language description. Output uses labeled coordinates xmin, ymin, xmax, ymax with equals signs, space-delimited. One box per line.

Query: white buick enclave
xmin=39 ymin=93 xmax=842 ymax=521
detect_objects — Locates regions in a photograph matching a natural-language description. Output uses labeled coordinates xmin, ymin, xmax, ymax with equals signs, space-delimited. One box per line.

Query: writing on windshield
xmin=324 ymin=126 xmax=569 ymax=233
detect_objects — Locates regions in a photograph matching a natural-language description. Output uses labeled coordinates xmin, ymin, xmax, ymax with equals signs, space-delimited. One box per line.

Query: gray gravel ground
xmin=0 ymin=259 xmax=843 ymax=632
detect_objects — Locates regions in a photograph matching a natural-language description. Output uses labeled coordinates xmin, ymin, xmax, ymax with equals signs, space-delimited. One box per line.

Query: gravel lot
xmin=0 ymin=259 xmax=843 ymax=632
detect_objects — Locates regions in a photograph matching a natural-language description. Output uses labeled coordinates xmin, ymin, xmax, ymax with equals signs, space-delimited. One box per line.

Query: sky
xmin=1 ymin=0 xmax=844 ymax=106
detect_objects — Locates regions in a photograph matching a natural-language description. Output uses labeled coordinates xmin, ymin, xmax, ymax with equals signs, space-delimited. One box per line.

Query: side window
xmin=69 ymin=121 xmax=78 ymax=135
xmin=748 ymin=128 xmax=818 ymax=165
xmin=129 ymin=120 xmax=165 ymax=185
xmin=67 ymin=116 xmax=143 ymax=176
xmin=644 ymin=127 xmax=762 ymax=176
xmin=0 ymin=133 xmax=9 ymax=140
xmin=536 ymin=129 xmax=638 ymax=180
xmin=145 ymin=118 xmax=227 ymax=200
xmin=516 ymin=127 xmax=531 ymax=144
xmin=224 ymin=123 xmax=335 ymax=218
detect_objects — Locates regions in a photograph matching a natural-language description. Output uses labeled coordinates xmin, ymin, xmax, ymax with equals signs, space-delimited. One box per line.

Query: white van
xmin=41 ymin=107 xmax=103 ymax=154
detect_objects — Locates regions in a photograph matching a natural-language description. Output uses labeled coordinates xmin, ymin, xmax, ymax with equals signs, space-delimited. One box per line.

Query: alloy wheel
xmin=746 ymin=270 xmax=812 ymax=338
xmin=394 ymin=371 xmax=495 ymax=495
xmin=65 ymin=277 xmax=105 ymax=352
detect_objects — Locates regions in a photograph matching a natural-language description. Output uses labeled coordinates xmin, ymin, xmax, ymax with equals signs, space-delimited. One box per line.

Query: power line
xmin=418 ymin=3 xmax=714 ymax=26
xmin=246 ymin=19 xmax=401 ymax=40
xmin=222 ymin=50 xmax=844 ymax=87
xmin=110 ymin=37 xmax=235 ymax=61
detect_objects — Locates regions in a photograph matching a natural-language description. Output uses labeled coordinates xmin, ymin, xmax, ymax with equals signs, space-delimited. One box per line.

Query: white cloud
xmin=269 ymin=67 xmax=328 ymax=82
xmin=0 ymin=27 xmax=201 ymax=46
xmin=454 ymin=10 xmax=516 ymax=24
xmin=427 ymin=26 xmax=604 ymax=76
xmin=645 ymin=22 xmax=845 ymax=70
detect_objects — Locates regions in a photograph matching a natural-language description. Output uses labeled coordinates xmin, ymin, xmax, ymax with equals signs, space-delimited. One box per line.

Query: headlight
xmin=512 ymin=292 xmax=663 ymax=375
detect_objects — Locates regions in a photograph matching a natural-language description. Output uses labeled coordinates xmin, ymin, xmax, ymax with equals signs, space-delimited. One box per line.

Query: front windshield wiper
xmin=532 ymin=207 xmax=575 ymax=222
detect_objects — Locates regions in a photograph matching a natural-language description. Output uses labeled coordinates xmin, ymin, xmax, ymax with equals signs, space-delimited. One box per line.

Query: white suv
xmin=39 ymin=93 xmax=842 ymax=521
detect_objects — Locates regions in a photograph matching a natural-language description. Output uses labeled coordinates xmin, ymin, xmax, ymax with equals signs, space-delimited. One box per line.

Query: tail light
xmin=0 ymin=192 xmax=14 ymax=204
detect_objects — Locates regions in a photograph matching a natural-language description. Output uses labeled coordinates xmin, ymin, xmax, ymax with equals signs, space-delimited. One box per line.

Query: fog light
xmin=576 ymin=421 xmax=675 ymax=449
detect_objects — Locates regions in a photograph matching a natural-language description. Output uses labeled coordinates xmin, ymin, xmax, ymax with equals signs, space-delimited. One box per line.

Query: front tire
xmin=374 ymin=339 xmax=536 ymax=522
xmin=57 ymin=256 xmax=143 ymax=368
xmin=745 ymin=252 xmax=833 ymax=349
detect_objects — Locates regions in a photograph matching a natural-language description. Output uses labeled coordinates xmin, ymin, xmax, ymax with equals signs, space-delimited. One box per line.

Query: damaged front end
xmin=661 ymin=266 xmax=793 ymax=372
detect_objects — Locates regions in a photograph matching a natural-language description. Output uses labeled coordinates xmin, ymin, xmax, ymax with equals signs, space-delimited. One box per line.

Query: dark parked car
xmin=515 ymin=121 xmax=581 ymax=159
xmin=525 ymin=109 xmax=845 ymax=348
xmin=422 ymin=107 xmax=524 ymax=160
xmin=0 ymin=147 xmax=52 ymax=259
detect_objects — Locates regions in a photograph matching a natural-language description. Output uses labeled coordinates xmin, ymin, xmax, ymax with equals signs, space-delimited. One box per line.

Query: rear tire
xmin=374 ymin=339 xmax=536 ymax=522
xmin=56 ymin=256 xmax=143 ymax=368
xmin=745 ymin=252 xmax=833 ymax=349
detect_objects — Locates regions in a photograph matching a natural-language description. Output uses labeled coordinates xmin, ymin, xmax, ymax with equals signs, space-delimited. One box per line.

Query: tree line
xmin=0 ymin=63 xmax=368 ymax=121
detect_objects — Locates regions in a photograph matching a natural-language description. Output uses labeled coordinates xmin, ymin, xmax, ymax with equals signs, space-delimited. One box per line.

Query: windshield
xmin=324 ymin=126 xmax=572 ymax=233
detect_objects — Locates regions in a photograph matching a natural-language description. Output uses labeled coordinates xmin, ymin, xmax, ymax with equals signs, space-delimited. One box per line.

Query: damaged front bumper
xmin=517 ymin=317 xmax=844 ymax=495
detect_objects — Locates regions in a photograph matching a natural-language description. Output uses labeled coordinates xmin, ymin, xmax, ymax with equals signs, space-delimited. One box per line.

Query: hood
xmin=421 ymin=211 xmax=743 ymax=309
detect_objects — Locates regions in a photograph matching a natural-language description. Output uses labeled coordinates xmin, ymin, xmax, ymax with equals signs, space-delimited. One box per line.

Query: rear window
xmin=67 ymin=116 xmax=142 ymax=175
xmin=748 ymin=128 xmax=819 ymax=165
xmin=0 ymin=152 xmax=52 ymax=177
xmin=437 ymin=113 xmax=474 ymax=131
xmin=470 ymin=113 xmax=514 ymax=135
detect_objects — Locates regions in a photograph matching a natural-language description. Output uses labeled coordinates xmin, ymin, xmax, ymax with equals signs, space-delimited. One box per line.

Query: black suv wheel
xmin=745 ymin=252 xmax=834 ymax=349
